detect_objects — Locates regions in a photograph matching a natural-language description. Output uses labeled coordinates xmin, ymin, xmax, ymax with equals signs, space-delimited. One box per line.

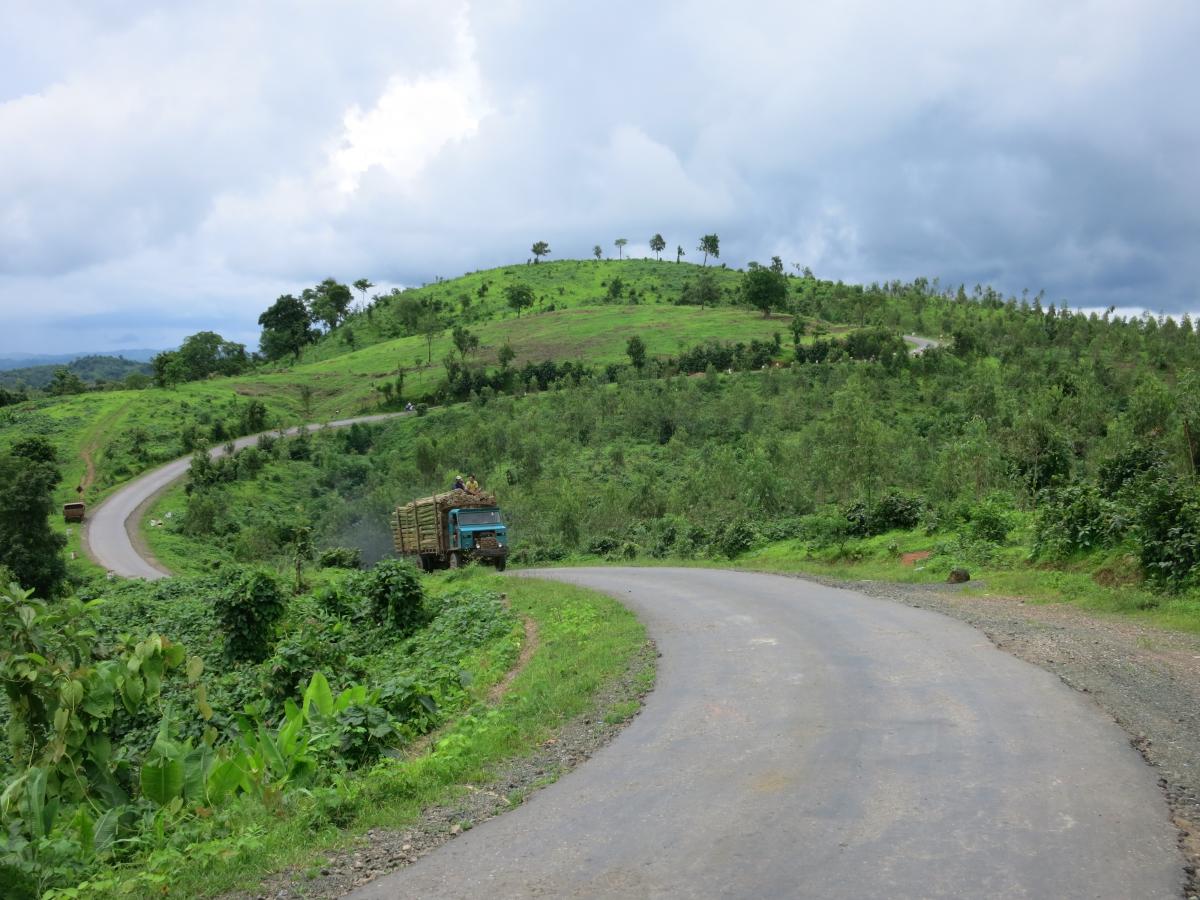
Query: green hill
xmin=0 ymin=260 xmax=813 ymax=511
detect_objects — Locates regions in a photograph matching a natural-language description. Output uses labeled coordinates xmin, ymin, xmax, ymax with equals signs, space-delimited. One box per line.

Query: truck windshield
xmin=458 ymin=509 xmax=501 ymax=526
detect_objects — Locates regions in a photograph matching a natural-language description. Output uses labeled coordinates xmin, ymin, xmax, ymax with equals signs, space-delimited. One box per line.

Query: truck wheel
xmin=494 ymin=558 xmax=507 ymax=572
xmin=449 ymin=551 xmax=462 ymax=569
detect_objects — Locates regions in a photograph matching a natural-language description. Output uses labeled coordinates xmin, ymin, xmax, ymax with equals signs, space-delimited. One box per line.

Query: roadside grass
xmin=86 ymin=571 xmax=648 ymax=898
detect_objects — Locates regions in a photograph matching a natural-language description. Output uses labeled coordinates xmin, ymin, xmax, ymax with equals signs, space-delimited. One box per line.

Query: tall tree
xmin=531 ymin=241 xmax=551 ymax=263
xmin=452 ymin=325 xmax=480 ymax=362
xmin=649 ymin=233 xmax=666 ymax=260
xmin=698 ymin=234 xmax=720 ymax=266
xmin=676 ymin=245 xmax=685 ymax=264
xmin=505 ymin=282 xmax=534 ymax=319
xmin=353 ymin=278 xmax=374 ymax=311
xmin=418 ymin=312 xmax=443 ymax=364
xmin=626 ymin=335 xmax=647 ymax=371
xmin=742 ymin=259 xmax=788 ymax=318
xmin=258 ymin=294 xmax=315 ymax=361
xmin=0 ymin=438 xmax=67 ymax=597
xmin=614 ymin=238 xmax=628 ymax=260
xmin=681 ymin=271 xmax=720 ymax=308
xmin=308 ymin=278 xmax=354 ymax=332
xmin=593 ymin=244 xmax=603 ymax=261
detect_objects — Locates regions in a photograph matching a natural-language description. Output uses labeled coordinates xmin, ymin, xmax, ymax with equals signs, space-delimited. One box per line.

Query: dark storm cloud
xmin=1 ymin=0 xmax=1197 ymax=353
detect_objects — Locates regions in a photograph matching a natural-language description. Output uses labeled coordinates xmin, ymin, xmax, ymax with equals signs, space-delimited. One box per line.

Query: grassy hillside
xmin=0 ymin=261 xmax=805 ymax=518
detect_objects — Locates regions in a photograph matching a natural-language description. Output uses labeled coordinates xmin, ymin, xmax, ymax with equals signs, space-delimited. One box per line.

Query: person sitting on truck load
xmin=465 ymin=473 xmax=480 ymax=493
xmin=453 ymin=474 xmax=466 ymax=491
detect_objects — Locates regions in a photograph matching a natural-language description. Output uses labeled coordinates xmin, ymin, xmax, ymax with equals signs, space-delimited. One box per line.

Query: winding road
xmin=83 ymin=412 xmax=408 ymax=579
xmin=903 ymin=334 xmax=941 ymax=354
xmin=81 ymin=398 xmax=1186 ymax=898
xmin=351 ymin=568 xmax=1184 ymax=899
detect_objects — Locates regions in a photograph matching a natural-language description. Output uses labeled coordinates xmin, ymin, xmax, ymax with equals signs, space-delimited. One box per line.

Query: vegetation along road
xmin=351 ymin=567 xmax=1185 ymax=899
xmin=83 ymin=412 xmax=409 ymax=578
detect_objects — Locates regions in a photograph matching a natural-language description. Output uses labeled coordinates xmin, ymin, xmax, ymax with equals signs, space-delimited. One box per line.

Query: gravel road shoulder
xmin=796 ymin=573 xmax=1200 ymax=898
xmin=235 ymin=639 xmax=657 ymax=900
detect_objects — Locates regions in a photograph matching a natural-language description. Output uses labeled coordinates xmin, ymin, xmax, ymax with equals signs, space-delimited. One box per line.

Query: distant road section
xmin=83 ymin=412 xmax=409 ymax=579
xmin=904 ymin=334 xmax=941 ymax=354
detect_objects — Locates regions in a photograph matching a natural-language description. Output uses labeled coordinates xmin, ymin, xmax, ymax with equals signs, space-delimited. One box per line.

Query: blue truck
xmin=391 ymin=489 xmax=509 ymax=571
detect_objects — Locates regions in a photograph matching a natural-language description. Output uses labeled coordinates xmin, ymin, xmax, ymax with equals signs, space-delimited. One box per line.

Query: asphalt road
xmin=82 ymin=412 xmax=409 ymax=579
xmin=350 ymin=567 xmax=1184 ymax=900
xmin=903 ymin=334 xmax=941 ymax=354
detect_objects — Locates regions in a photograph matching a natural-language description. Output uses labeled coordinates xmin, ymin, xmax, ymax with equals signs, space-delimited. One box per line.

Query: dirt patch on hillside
xmin=797 ymin=574 xmax=1200 ymax=897
xmin=234 ymin=640 xmax=657 ymax=900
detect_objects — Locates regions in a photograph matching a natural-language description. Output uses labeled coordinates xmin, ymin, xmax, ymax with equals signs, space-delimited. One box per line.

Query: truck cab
xmin=447 ymin=506 xmax=508 ymax=570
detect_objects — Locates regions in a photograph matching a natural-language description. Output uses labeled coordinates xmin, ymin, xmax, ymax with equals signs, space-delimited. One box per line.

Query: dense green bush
xmin=1133 ymin=476 xmax=1200 ymax=590
xmin=353 ymin=560 xmax=427 ymax=633
xmin=1032 ymin=484 xmax=1125 ymax=559
xmin=213 ymin=568 xmax=287 ymax=662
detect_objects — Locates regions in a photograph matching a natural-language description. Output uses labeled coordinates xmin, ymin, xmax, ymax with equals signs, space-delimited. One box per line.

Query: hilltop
xmin=0 ymin=260 xmax=812 ymax=512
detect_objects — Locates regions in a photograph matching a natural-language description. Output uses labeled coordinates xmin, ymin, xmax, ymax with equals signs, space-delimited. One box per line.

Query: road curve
xmin=83 ymin=412 xmax=409 ymax=579
xmin=904 ymin=334 xmax=941 ymax=354
xmin=351 ymin=567 xmax=1184 ymax=900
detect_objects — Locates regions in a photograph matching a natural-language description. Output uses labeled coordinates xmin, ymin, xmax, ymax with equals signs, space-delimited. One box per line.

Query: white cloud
xmin=1 ymin=0 xmax=1197 ymax=352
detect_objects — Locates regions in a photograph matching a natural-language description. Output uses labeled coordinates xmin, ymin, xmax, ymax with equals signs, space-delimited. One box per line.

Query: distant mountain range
xmin=0 ymin=349 xmax=160 ymax=372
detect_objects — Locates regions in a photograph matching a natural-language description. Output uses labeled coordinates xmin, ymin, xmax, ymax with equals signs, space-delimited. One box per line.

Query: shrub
xmin=716 ymin=518 xmax=760 ymax=558
xmin=1032 ymin=484 xmax=1126 ymax=559
xmin=955 ymin=494 xmax=1015 ymax=544
xmin=214 ymin=568 xmax=287 ymax=662
xmin=1133 ymin=476 xmax=1200 ymax=590
xmin=1096 ymin=444 xmax=1166 ymax=499
xmin=263 ymin=625 xmax=344 ymax=703
xmin=353 ymin=559 xmax=427 ymax=634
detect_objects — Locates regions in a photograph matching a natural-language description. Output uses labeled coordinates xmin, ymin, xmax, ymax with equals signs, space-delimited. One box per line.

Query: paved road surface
xmin=904 ymin=334 xmax=941 ymax=354
xmin=83 ymin=412 xmax=409 ymax=579
xmin=351 ymin=567 xmax=1184 ymax=899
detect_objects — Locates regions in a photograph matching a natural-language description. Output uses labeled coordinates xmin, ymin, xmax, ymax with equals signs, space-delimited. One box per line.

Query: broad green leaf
xmin=93 ymin=807 xmax=120 ymax=855
xmin=26 ymin=767 xmax=47 ymax=839
xmin=186 ymin=656 xmax=204 ymax=683
xmin=256 ymin=724 xmax=286 ymax=780
xmin=182 ymin=745 xmax=213 ymax=802
xmin=278 ymin=699 xmax=304 ymax=756
xmin=196 ymin=683 xmax=213 ymax=721
xmin=205 ymin=758 xmax=244 ymax=803
xmin=304 ymin=672 xmax=334 ymax=719
xmin=140 ymin=756 xmax=184 ymax=806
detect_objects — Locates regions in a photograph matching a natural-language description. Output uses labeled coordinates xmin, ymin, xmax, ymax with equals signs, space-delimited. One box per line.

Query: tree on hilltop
xmin=649 ymin=233 xmax=666 ymax=260
xmin=593 ymin=245 xmax=603 ymax=261
xmin=531 ymin=241 xmax=551 ymax=263
xmin=259 ymin=294 xmax=315 ymax=361
xmin=307 ymin=278 xmax=354 ymax=332
xmin=676 ymin=244 xmax=685 ymax=264
xmin=353 ymin=278 xmax=374 ymax=310
xmin=742 ymin=257 xmax=788 ymax=318
xmin=614 ymin=238 xmax=628 ymax=260
xmin=698 ymin=234 xmax=720 ymax=266
xmin=505 ymin=282 xmax=534 ymax=318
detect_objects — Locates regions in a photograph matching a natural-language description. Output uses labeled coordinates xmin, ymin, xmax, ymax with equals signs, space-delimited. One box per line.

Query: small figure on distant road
xmin=466 ymin=473 xmax=480 ymax=493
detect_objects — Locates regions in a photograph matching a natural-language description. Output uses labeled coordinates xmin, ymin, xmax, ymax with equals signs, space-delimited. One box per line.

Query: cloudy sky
xmin=2 ymin=0 xmax=1197 ymax=355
